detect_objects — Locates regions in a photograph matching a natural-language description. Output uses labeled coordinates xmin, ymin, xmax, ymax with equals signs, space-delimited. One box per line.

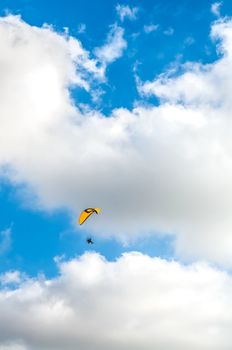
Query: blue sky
xmin=0 ymin=0 xmax=224 ymax=112
xmin=2 ymin=1 xmax=232 ymax=348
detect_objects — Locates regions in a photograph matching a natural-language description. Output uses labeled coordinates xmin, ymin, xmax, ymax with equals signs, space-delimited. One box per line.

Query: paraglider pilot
xmin=86 ymin=237 xmax=94 ymax=244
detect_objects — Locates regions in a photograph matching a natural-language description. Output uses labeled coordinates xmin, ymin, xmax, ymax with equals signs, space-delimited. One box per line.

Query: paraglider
xmin=78 ymin=208 xmax=101 ymax=225
xmin=86 ymin=237 xmax=94 ymax=244
xmin=79 ymin=208 xmax=100 ymax=245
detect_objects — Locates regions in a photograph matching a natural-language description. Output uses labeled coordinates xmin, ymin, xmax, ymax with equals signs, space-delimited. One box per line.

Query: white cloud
xmin=0 ymin=228 xmax=12 ymax=256
xmin=3 ymin=15 xmax=232 ymax=264
xmin=116 ymin=4 xmax=139 ymax=22
xmin=144 ymin=24 xmax=159 ymax=34
xmin=211 ymin=2 xmax=222 ymax=17
xmin=0 ymin=252 xmax=232 ymax=349
xmin=94 ymin=24 xmax=127 ymax=64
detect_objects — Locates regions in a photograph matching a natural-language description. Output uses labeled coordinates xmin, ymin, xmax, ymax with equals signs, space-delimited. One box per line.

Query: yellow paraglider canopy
xmin=78 ymin=208 xmax=101 ymax=225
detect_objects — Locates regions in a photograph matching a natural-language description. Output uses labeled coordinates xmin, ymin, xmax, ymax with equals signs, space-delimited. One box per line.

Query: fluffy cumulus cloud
xmin=2 ymin=15 xmax=232 ymax=264
xmin=1 ymin=252 xmax=232 ymax=350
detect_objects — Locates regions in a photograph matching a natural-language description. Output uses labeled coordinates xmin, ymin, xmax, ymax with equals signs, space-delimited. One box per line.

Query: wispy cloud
xmin=0 ymin=227 xmax=12 ymax=256
xmin=77 ymin=23 xmax=86 ymax=34
xmin=163 ymin=27 xmax=174 ymax=36
xmin=211 ymin=2 xmax=222 ymax=17
xmin=94 ymin=24 xmax=127 ymax=64
xmin=116 ymin=4 xmax=139 ymax=22
xmin=184 ymin=36 xmax=195 ymax=46
xmin=144 ymin=23 xmax=159 ymax=34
